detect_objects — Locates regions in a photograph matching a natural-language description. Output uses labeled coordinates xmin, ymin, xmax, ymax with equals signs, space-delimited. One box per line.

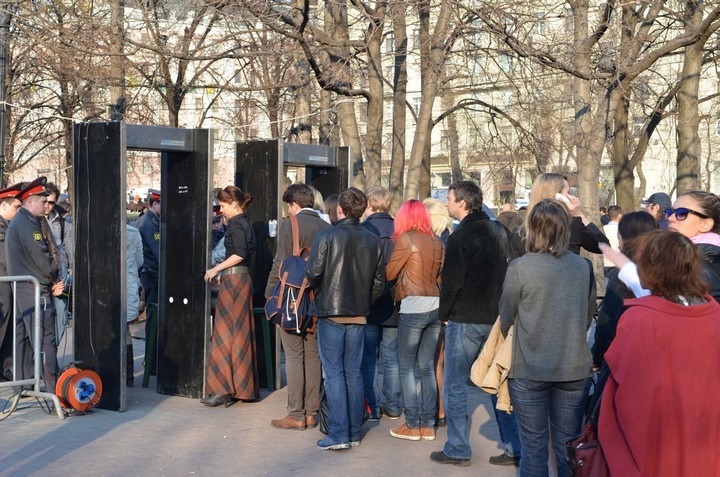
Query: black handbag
xmin=566 ymin=392 xmax=609 ymax=477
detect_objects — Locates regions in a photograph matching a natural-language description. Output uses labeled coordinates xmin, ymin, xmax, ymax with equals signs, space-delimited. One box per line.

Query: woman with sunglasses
xmin=666 ymin=190 xmax=720 ymax=301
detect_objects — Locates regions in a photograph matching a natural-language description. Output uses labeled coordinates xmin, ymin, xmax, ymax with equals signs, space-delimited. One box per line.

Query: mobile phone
xmin=555 ymin=193 xmax=572 ymax=205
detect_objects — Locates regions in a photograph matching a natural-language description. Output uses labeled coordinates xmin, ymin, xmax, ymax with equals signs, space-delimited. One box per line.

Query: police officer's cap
xmin=0 ymin=182 xmax=25 ymax=200
xmin=148 ymin=189 xmax=161 ymax=201
xmin=18 ymin=177 xmax=49 ymax=202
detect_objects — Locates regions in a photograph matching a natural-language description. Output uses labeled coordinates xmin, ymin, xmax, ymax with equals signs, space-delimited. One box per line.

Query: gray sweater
xmin=499 ymin=251 xmax=595 ymax=382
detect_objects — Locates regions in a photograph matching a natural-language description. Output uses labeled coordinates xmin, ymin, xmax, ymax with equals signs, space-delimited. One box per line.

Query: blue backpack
xmin=264 ymin=215 xmax=316 ymax=334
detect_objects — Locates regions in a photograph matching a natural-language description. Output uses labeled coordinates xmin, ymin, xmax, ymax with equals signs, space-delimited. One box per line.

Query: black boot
xmin=126 ymin=344 xmax=134 ymax=387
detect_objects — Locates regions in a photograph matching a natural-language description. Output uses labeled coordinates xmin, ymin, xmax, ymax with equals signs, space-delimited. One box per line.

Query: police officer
xmin=136 ymin=188 xmax=160 ymax=370
xmin=0 ymin=182 xmax=23 ymax=381
xmin=6 ymin=177 xmax=64 ymax=392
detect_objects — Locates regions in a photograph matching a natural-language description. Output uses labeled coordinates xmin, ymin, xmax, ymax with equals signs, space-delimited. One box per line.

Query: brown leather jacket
xmin=386 ymin=230 xmax=443 ymax=301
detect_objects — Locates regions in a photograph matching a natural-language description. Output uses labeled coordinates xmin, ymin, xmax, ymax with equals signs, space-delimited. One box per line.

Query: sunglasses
xmin=665 ymin=207 xmax=710 ymax=221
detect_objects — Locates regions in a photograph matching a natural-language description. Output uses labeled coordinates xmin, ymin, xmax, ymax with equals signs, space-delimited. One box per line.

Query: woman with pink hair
xmin=385 ymin=200 xmax=444 ymax=442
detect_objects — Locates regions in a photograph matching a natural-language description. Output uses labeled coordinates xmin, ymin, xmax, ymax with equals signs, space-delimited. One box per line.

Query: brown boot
xmin=306 ymin=415 xmax=317 ymax=429
xmin=271 ymin=415 xmax=307 ymax=430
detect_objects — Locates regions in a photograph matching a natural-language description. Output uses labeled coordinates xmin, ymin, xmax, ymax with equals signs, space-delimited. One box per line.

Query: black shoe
xmin=489 ymin=453 xmax=520 ymax=466
xmin=201 ymin=394 xmax=230 ymax=407
xmin=430 ymin=451 xmax=470 ymax=467
xmin=436 ymin=417 xmax=446 ymax=427
xmin=381 ymin=406 xmax=401 ymax=420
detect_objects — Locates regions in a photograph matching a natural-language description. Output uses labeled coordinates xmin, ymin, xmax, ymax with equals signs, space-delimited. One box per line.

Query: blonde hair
xmin=310 ymin=187 xmax=325 ymax=211
xmin=528 ymin=173 xmax=566 ymax=212
xmin=365 ymin=186 xmax=391 ymax=213
xmin=423 ymin=197 xmax=453 ymax=237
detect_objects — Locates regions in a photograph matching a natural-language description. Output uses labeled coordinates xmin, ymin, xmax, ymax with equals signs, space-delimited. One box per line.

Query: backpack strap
xmin=290 ymin=214 xmax=301 ymax=257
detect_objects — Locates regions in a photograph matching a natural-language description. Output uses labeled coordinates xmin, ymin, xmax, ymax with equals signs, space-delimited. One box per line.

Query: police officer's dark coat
xmin=136 ymin=209 xmax=160 ymax=273
xmin=6 ymin=207 xmax=57 ymax=286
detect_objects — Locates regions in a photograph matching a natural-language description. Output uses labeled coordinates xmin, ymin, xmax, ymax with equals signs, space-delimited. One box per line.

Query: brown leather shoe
xmin=306 ymin=415 xmax=317 ymax=428
xmin=271 ymin=415 xmax=307 ymax=430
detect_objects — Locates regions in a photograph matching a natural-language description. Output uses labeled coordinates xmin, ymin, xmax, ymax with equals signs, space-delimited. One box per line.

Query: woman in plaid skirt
xmin=201 ymin=186 xmax=258 ymax=407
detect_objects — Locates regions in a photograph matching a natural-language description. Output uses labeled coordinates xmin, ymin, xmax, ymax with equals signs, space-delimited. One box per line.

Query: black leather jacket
xmin=697 ymin=243 xmax=720 ymax=302
xmin=306 ymin=217 xmax=385 ymax=317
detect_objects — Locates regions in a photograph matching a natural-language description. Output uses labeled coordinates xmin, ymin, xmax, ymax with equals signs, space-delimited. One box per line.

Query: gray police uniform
xmin=0 ymin=216 xmax=13 ymax=379
xmin=6 ymin=207 xmax=59 ymax=391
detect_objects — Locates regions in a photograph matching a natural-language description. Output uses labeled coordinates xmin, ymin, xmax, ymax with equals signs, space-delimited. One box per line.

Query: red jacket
xmin=599 ymin=295 xmax=720 ymax=477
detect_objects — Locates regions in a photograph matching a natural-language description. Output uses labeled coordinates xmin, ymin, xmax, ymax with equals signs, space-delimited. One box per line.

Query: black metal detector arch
xmin=73 ymin=122 xmax=212 ymax=411
xmin=235 ymin=139 xmax=350 ymax=389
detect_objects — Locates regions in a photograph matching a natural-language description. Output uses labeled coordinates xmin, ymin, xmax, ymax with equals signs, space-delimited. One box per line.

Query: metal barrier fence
xmin=0 ymin=275 xmax=64 ymax=419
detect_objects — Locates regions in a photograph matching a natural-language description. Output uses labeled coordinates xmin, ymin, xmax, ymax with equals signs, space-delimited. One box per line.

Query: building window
xmin=385 ymin=33 xmax=394 ymax=52
xmin=413 ymin=97 xmax=421 ymax=114
xmin=234 ymin=70 xmax=242 ymax=85
xmin=440 ymin=130 xmax=450 ymax=150
xmin=534 ymin=12 xmax=546 ymax=35
xmin=195 ymin=97 xmax=203 ymax=110
xmin=385 ymin=100 xmax=393 ymax=118
xmin=500 ymin=53 xmax=513 ymax=72
xmin=413 ymin=29 xmax=421 ymax=49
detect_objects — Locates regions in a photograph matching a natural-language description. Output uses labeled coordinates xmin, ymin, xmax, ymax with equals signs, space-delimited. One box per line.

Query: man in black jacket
xmin=306 ymin=187 xmax=385 ymax=450
xmin=430 ymin=181 xmax=519 ymax=467
xmin=268 ymin=184 xmax=331 ymax=431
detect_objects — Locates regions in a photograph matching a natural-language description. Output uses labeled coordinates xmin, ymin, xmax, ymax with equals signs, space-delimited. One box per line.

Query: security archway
xmin=73 ymin=122 xmax=212 ymax=411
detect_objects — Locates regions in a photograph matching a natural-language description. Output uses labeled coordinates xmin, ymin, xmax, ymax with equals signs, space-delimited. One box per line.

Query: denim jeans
xmin=360 ymin=323 xmax=381 ymax=414
xmin=53 ymin=296 xmax=68 ymax=346
xmin=442 ymin=321 xmax=492 ymax=459
xmin=317 ymin=319 xmax=365 ymax=444
xmin=397 ymin=309 xmax=441 ymax=428
xmin=379 ymin=326 xmax=401 ymax=415
xmin=490 ymin=394 xmax=521 ymax=458
xmin=508 ymin=378 xmax=589 ymax=477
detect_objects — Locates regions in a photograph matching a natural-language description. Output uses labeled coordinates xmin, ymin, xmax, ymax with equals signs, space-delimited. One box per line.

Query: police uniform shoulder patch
xmin=153 ymin=232 xmax=160 ymax=241
xmin=0 ymin=232 xmax=4 ymax=242
xmin=33 ymin=232 xmax=43 ymax=242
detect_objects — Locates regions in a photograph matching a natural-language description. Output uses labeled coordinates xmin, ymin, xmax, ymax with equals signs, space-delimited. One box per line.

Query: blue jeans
xmin=442 ymin=321 xmax=492 ymax=459
xmin=317 ymin=319 xmax=365 ymax=444
xmin=360 ymin=324 xmax=381 ymax=414
xmin=397 ymin=310 xmax=441 ymax=428
xmin=379 ymin=326 xmax=401 ymax=415
xmin=490 ymin=394 xmax=521 ymax=458
xmin=509 ymin=378 xmax=589 ymax=477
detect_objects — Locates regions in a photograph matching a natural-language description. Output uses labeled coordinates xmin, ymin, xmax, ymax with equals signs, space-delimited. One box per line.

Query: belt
xmin=221 ymin=265 xmax=250 ymax=277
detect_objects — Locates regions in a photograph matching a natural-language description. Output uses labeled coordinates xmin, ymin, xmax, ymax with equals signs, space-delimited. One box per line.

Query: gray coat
xmin=127 ymin=225 xmax=143 ymax=322
xmin=499 ymin=251 xmax=595 ymax=382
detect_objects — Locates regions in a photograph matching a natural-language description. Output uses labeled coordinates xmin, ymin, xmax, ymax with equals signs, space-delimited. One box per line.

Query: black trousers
xmin=14 ymin=285 xmax=58 ymax=392
xmin=0 ymin=282 xmax=12 ymax=379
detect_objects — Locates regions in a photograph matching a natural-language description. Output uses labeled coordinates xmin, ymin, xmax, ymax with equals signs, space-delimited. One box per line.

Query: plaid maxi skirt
xmin=205 ymin=272 xmax=259 ymax=400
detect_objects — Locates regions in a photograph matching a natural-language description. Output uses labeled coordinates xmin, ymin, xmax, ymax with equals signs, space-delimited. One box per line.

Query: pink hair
xmin=393 ymin=200 xmax=433 ymax=239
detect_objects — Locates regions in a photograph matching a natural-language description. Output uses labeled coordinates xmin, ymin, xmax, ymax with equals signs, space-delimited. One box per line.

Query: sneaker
xmin=430 ymin=451 xmax=471 ymax=467
xmin=381 ymin=406 xmax=401 ymax=420
xmin=389 ymin=424 xmax=421 ymax=441
xmin=317 ymin=437 xmax=351 ymax=450
xmin=420 ymin=427 xmax=436 ymax=441
xmin=350 ymin=440 xmax=361 ymax=447
xmin=436 ymin=416 xmax=447 ymax=427
xmin=488 ymin=453 xmax=520 ymax=466
xmin=366 ymin=409 xmax=381 ymax=422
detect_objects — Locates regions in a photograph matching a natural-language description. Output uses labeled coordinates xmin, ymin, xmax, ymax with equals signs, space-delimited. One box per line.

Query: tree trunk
xmin=364 ymin=6 xmax=386 ymax=188
xmin=388 ymin=0 xmax=407 ymax=212
xmin=676 ymin=1 xmax=704 ymax=193
xmin=108 ymin=0 xmax=125 ymax=121
xmin=612 ymin=94 xmax=634 ymax=211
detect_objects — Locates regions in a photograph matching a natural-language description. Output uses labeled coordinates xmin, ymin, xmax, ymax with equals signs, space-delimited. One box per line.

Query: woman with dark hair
xmin=201 ymin=186 xmax=258 ymax=406
xmin=666 ymin=190 xmax=720 ymax=300
xmin=599 ymin=230 xmax=720 ymax=477
xmin=323 ymin=194 xmax=339 ymax=225
xmin=499 ymin=199 xmax=596 ymax=477
xmin=593 ymin=211 xmax=658 ymax=368
xmin=385 ymin=200 xmax=444 ymax=442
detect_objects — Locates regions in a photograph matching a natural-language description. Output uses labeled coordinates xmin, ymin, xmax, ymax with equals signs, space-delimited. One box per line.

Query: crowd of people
xmin=2 ymin=173 xmax=719 ymax=476
xmin=203 ymin=177 xmax=719 ymax=477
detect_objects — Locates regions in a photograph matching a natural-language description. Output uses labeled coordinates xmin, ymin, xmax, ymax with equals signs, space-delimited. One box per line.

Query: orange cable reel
xmin=55 ymin=367 xmax=103 ymax=411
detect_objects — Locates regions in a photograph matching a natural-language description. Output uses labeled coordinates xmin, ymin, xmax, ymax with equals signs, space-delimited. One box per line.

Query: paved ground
xmin=0 ymin=324 xmax=521 ymax=477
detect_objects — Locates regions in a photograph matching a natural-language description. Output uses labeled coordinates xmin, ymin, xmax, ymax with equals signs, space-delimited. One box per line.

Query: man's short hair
xmin=45 ymin=182 xmax=60 ymax=199
xmin=339 ymin=187 xmax=367 ymax=219
xmin=607 ymin=205 xmax=623 ymax=220
xmin=364 ymin=186 xmax=391 ymax=212
xmin=149 ymin=196 xmax=160 ymax=207
xmin=282 ymin=183 xmax=315 ymax=209
xmin=448 ymin=180 xmax=482 ymax=213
